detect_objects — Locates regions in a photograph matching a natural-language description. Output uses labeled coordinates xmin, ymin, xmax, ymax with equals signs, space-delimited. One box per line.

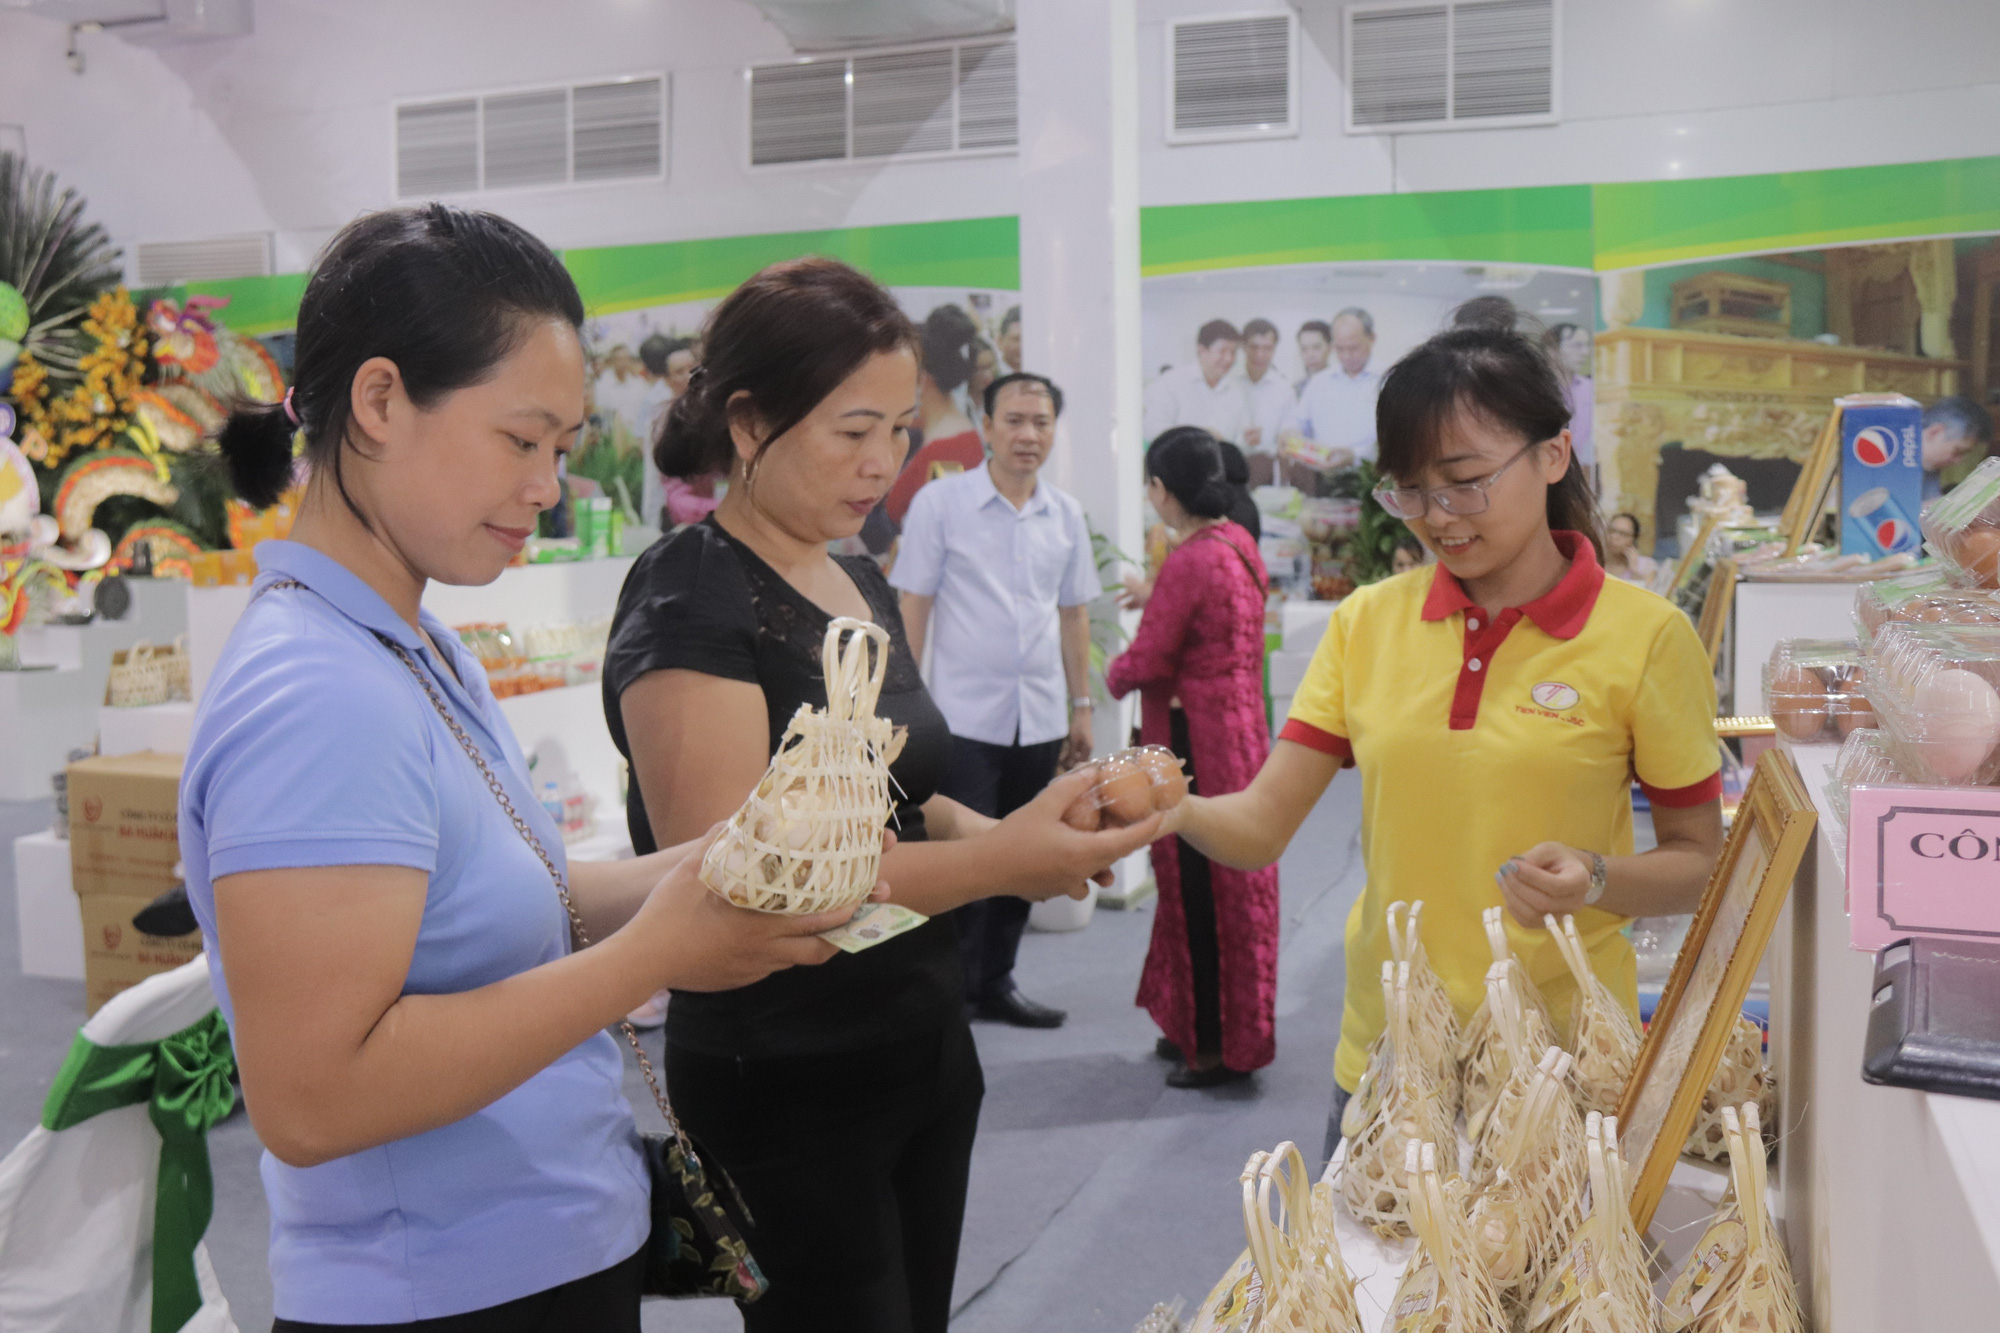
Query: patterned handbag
xmin=260 ymin=579 xmax=769 ymax=1303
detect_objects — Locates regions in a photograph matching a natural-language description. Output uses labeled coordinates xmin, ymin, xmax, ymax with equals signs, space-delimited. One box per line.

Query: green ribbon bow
xmin=40 ymin=1009 xmax=238 ymax=1333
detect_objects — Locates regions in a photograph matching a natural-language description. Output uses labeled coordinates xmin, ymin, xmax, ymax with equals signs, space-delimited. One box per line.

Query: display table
xmin=1768 ymin=739 xmax=2000 ymax=1326
xmin=11 ymin=829 xmax=82 ymax=981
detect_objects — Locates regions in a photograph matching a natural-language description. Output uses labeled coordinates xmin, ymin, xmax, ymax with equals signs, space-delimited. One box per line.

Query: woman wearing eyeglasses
xmin=1161 ymin=326 xmax=1725 ymax=1161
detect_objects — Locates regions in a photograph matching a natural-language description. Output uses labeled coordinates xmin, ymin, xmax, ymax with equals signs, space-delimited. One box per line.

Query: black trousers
xmin=937 ymin=732 xmax=1064 ymax=1001
xmin=1168 ymin=708 xmax=1225 ymax=1061
xmin=271 ymin=1246 xmax=642 ymax=1332
xmin=666 ymin=1023 xmax=985 ymax=1333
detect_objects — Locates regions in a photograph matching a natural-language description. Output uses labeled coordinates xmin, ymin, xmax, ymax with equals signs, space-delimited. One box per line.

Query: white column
xmin=1015 ymin=0 xmax=1144 ymax=565
xmin=1015 ymin=0 xmax=1144 ymax=753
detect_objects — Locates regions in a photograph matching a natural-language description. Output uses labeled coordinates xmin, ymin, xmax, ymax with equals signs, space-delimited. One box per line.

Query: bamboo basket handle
xmin=1241 ymin=1151 xmax=1279 ymax=1291
xmin=1484 ymin=906 xmax=1510 ymax=965
xmin=1407 ymin=900 xmax=1427 ymax=959
xmin=821 ymin=616 xmax=889 ymax=722
xmin=1386 ymin=901 xmax=1407 ymax=963
xmin=1544 ymin=913 xmax=1587 ymax=985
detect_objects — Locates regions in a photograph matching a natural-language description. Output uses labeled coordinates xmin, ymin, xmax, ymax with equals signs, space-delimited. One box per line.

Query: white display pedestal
xmin=97 ymin=700 xmax=195 ymax=758
xmin=0 ymin=580 xmax=189 ymax=800
xmin=13 ymin=830 xmax=83 ymax=982
xmin=1768 ymin=739 xmax=2000 ymax=1326
xmin=1730 ymin=580 xmax=1861 ymax=714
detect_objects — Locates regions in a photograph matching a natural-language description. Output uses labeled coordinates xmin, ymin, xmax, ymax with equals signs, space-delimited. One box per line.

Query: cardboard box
xmin=68 ymin=751 xmax=184 ymax=897
xmin=1837 ymin=393 xmax=1924 ymax=558
xmin=77 ymin=892 xmax=202 ymax=1014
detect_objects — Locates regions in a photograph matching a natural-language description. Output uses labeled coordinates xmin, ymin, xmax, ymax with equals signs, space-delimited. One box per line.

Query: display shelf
xmin=1730 ymin=580 xmax=1859 ymax=715
xmin=1768 ymin=737 xmax=2000 ymax=1326
xmin=0 ymin=580 xmax=190 ymax=801
xmin=12 ymin=830 xmax=83 ymax=982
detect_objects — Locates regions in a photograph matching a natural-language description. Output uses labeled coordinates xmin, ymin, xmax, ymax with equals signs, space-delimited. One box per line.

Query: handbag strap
xmin=1185 ymin=522 xmax=1269 ymax=595
xmin=258 ymin=578 xmax=696 ymax=1159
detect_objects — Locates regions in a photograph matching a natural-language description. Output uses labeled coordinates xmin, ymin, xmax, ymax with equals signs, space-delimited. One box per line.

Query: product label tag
xmin=818 ymin=902 xmax=929 ymax=954
xmin=1527 ymin=1234 xmax=1594 ymax=1326
xmin=1662 ymin=1213 xmax=1748 ymax=1330
xmin=1388 ymin=1262 xmax=1444 ymax=1333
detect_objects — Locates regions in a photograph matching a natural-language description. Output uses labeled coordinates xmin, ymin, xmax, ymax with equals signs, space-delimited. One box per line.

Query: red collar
xmin=1419 ymin=530 xmax=1605 ymax=640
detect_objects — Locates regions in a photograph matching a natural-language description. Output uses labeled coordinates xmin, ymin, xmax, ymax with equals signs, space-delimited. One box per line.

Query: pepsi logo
xmin=1875 ymin=516 xmax=1917 ymax=552
xmin=1852 ymin=426 xmax=1899 ymax=467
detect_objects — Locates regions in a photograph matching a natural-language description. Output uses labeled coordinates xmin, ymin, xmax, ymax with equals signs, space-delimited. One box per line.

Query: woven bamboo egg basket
xmin=700 ymin=617 xmax=905 ymax=915
xmin=1546 ymin=913 xmax=1643 ymax=1119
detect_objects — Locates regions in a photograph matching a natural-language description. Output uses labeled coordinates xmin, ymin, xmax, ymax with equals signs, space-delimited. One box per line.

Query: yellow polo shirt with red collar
xmin=1281 ymin=532 xmax=1721 ymax=1092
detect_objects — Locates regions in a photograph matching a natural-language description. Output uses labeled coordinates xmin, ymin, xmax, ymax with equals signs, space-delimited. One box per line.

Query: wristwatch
xmin=1070 ymin=697 xmax=1094 ymax=711
xmin=1583 ymin=851 xmax=1608 ymax=906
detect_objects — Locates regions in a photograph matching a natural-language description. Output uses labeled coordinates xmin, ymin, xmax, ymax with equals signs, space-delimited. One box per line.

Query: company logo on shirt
xmin=1531 ymin=681 xmax=1579 ymax=710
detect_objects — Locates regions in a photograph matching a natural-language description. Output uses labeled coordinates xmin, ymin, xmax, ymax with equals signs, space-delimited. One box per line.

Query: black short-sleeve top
xmin=602 ymin=517 xmax=958 ymax=1058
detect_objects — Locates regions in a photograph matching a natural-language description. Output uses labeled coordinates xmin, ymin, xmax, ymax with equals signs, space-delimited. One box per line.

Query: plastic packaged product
xmin=1921 ymin=454 xmax=2000 ymax=587
xmin=1864 ymin=622 xmax=2000 ymax=784
xmin=1852 ymin=567 xmax=2000 ymax=644
xmin=1823 ymin=727 xmax=1910 ymax=841
xmin=1060 ymin=745 xmax=1187 ymax=830
xmin=1762 ymin=638 xmax=1873 ymax=743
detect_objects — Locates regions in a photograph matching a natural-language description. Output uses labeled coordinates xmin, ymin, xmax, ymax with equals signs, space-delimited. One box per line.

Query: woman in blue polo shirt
xmin=180 ymin=207 xmax=865 ymax=1330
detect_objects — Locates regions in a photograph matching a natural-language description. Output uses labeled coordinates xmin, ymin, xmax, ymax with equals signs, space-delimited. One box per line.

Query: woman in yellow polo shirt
xmin=1167 ymin=324 xmax=1723 ymax=1160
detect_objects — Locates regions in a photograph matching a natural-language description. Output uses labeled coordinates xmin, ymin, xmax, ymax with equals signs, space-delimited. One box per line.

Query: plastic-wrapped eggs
xmin=1769 ymin=663 xmax=1827 ymax=742
xmin=1909 ymin=667 xmax=2000 ymax=781
xmin=1953 ymin=528 xmax=2000 ymax=590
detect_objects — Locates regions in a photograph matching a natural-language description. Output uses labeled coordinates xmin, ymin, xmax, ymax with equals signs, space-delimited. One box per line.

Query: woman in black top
xmin=602 ymin=257 xmax=1160 ymax=1333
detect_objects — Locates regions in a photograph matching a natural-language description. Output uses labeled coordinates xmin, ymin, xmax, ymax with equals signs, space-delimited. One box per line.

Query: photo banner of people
xmin=572 ymin=284 xmax=1020 ymax=556
xmin=1141 ymin=261 xmax=1597 ymax=599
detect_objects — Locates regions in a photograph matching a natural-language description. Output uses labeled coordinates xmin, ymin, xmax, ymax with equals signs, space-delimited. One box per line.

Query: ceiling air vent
xmin=395 ymin=74 xmax=665 ymax=197
xmin=135 ymin=233 xmax=274 ymax=286
xmin=955 ymin=40 xmax=1017 ymax=150
xmin=1346 ymin=0 xmax=1557 ymax=134
xmin=748 ymin=38 xmax=1017 ymax=167
xmin=1168 ymin=13 xmax=1297 ymax=144
xmin=853 ymin=48 xmax=955 ymax=158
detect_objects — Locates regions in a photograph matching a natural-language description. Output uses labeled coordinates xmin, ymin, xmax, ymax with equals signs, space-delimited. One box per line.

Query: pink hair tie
xmin=282 ymin=386 xmax=299 ymax=426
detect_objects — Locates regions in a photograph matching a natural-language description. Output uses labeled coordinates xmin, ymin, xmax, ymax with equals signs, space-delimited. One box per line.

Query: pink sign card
xmin=1848 ymin=784 xmax=2000 ymax=952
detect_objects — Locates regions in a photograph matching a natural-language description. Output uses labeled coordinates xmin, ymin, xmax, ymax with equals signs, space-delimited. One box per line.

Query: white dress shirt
xmin=1284 ymin=366 xmax=1381 ymax=462
xmin=1143 ymin=363 xmax=1251 ymax=446
xmin=890 ymin=465 xmax=1102 ymax=747
xmin=1240 ymin=369 xmax=1297 ymax=457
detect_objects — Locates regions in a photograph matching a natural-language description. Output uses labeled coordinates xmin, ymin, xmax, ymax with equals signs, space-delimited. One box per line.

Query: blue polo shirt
xmin=179 ymin=541 xmax=648 ymax=1324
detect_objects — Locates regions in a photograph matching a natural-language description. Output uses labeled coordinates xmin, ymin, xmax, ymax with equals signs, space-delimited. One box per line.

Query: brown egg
xmin=1095 ymin=760 xmax=1155 ymax=826
xmin=1832 ymin=680 xmax=1876 ymax=737
xmin=1953 ymin=527 xmax=2000 ymax=589
xmin=1135 ymin=747 xmax=1190 ymax=809
xmin=1769 ymin=663 xmax=1828 ymax=742
xmin=1911 ymin=600 xmax=1952 ymax=623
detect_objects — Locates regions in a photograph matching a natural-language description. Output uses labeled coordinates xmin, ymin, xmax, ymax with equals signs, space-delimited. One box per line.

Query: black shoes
xmin=1166 ymin=1062 xmax=1252 ymax=1089
xmin=974 ymin=983 xmax=1068 ymax=1029
xmin=1154 ymin=1037 xmax=1182 ymax=1061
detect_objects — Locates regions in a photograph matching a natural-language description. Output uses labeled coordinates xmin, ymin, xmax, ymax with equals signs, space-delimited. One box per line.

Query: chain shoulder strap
xmin=258 ymin=578 xmax=693 ymax=1155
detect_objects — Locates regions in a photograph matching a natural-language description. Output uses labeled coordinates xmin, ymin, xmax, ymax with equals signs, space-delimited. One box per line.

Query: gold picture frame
xmin=1779 ymin=406 xmax=1843 ymax=557
xmin=1617 ymin=746 xmax=1817 ymax=1232
xmin=1667 ymin=514 xmax=1722 ymax=605
xmin=1695 ymin=556 xmax=1738 ymax=670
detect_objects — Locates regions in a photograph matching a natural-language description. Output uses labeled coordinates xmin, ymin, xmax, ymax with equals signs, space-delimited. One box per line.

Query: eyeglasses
xmin=1371 ymin=441 xmax=1544 ymax=520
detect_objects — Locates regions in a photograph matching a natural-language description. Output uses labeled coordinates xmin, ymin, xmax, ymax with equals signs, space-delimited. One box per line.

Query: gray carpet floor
xmin=0 ymin=781 xmax=1364 ymax=1332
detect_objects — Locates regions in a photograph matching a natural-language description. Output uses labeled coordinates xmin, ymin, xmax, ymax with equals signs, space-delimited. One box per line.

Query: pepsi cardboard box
xmin=1838 ymin=393 xmax=1924 ymax=558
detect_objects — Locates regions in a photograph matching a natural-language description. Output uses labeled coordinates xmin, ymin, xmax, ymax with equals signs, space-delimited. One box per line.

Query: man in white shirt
xmin=1281 ymin=307 xmax=1381 ymax=480
xmin=894 ymin=373 xmax=1102 ymax=1029
xmin=1295 ymin=319 xmax=1332 ymax=393
xmin=1143 ymin=319 xmax=1251 ymax=446
xmin=1238 ymin=317 xmax=1297 ymax=485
